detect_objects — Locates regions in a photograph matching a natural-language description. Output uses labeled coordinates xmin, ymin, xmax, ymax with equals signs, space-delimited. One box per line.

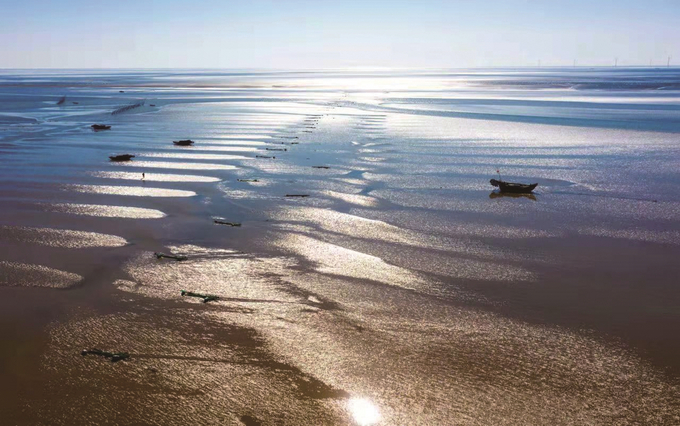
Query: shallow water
xmin=1 ymin=68 xmax=680 ymax=425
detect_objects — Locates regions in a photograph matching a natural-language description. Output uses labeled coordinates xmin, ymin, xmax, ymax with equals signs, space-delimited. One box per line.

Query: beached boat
xmin=109 ymin=154 xmax=135 ymax=162
xmin=173 ymin=139 xmax=194 ymax=146
xmin=91 ymin=124 xmax=111 ymax=130
xmin=490 ymin=179 xmax=538 ymax=193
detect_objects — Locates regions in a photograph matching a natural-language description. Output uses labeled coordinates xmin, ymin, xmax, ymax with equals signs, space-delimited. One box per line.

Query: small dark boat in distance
xmin=173 ymin=139 xmax=195 ymax=146
xmin=109 ymin=154 xmax=135 ymax=162
xmin=91 ymin=124 xmax=111 ymax=131
xmin=490 ymin=179 xmax=538 ymax=194
xmin=214 ymin=220 xmax=241 ymax=227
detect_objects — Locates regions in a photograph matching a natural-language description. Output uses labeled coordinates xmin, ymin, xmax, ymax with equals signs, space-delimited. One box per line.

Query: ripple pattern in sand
xmin=0 ymin=226 xmax=127 ymax=248
xmin=45 ymin=203 xmax=167 ymax=219
xmin=67 ymin=184 xmax=196 ymax=198
xmin=0 ymin=261 xmax=82 ymax=288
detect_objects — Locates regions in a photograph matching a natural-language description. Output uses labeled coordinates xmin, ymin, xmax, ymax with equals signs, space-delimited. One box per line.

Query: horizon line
xmin=1 ymin=65 xmax=678 ymax=71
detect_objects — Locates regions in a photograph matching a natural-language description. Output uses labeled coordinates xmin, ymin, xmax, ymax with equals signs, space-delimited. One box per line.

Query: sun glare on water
xmin=348 ymin=398 xmax=381 ymax=426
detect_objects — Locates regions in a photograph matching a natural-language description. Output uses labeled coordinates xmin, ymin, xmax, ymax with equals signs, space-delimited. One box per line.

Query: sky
xmin=0 ymin=0 xmax=678 ymax=68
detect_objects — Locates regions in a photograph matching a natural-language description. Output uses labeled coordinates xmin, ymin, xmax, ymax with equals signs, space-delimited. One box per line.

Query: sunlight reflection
xmin=45 ymin=203 xmax=166 ymax=219
xmin=140 ymin=152 xmax=250 ymax=160
xmin=348 ymin=398 xmax=381 ymax=426
xmin=92 ymin=171 xmax=220 ymax=182
xmin=68 ymin=184 xmax=196 ymax=197
xmin=116 ymin=161 xmax=238 ymax=171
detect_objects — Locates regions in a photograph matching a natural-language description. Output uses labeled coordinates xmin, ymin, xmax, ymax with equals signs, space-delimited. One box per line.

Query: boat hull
xmin=490 ymin=179 xmax=538 ymax=194
xmin=109 ymin=155 xmax=135 ymax=162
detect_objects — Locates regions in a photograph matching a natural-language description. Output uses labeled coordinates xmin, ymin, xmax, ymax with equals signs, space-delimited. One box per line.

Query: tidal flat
xmin=1 ymin=68 xmax=680 ymax=425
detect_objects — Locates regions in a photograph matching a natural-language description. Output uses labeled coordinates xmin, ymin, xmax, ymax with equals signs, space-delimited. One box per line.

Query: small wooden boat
xmin=214 ymin=220 xmax=241 ymax=227
xmin=154 ymin=252 xmax=188 ymax=261
xmin=109 ymin=154 xmax=135 ymax=162
xmin=81 ymin=349 xmax=130 ymax=362
xmin=180 ymin=290 xmax=219 ymax=303
xmin=91 ymin=124 xmax=111 ymax=131
xmin=173 ymin=139 xmax=194 ymax=146
xmin=490 ymin=179 xmax=538 ymax=194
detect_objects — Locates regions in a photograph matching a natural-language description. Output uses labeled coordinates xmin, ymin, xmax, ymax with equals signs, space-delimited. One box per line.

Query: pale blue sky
xmin=0 ymin=0 xmax=678 ymax=68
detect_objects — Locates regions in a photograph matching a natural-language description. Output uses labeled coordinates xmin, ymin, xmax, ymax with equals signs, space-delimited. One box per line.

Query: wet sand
xmin=1 ymin=68 xmax=680 ymax=425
